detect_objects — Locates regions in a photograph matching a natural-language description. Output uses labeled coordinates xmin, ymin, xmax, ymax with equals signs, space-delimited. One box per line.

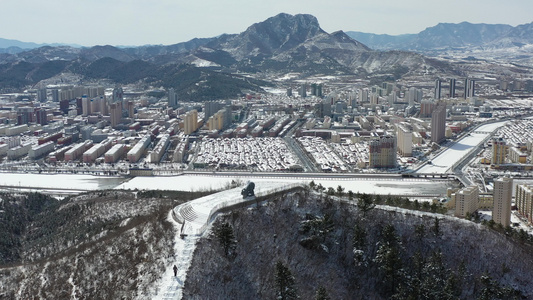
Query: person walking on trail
xmin=173 ymin=265 xmax=178 ymax=277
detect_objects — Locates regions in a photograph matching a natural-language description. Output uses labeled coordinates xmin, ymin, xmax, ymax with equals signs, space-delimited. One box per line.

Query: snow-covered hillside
xmin=0 ymin=190 xmax=211 ymax=299
xmin=184 ymin=189 xmax=533 ymax=299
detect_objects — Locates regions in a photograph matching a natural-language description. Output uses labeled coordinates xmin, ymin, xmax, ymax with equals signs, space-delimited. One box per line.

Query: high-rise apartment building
xmin=516 ymin=184 xmax=533 ymax=224
xmin=316 ymin=84 xmax=323 ymax=97
xmin=222 ymin=108 xmax=232 ymax=128
xmin=369 ymin=135 xmax=397 ymax=168
xmin=383 ymin=82 xmax=394 ymax=96
xmin=112 ymin=87 xmax=123 ymax=103
xmin=420 ymin=99 xmax=435 ymax=118
xmin=387 ymin=93 xmax=397 ymax=105
xmin=208 ymin=111 xmax=224 ymax=131
xmin=36 ymin=109 xmax=47 ymax=126
xmin=491 ymin=137 xmax=507 ymax=165
xmin=449 ymin=79 xmax=456 ymax=98
xmin=60 ymin=99 xmax=69 ymax=114
xmin=299 ymin=84 xmax=307 ymax=98
xmin=358 ymin=88 xmax=369 ymax=103
xmin=184 ymin=110 xmax=198 ymax=135
xmin=434 ymin=79 xmax=442 ymax=100
xmin=16 ymin=107 xmax=34 ymax=125
xmin=431 ymin=101 xmax=446 ymax=143
xmin=81 ymin=95 xmax=91 ymax=117
xmin=51 ymin=89 xmax=59 ymax=102
xmin=464 ymin=78 xmax=475 ymax=98
xmin=204 ymin=101 xmax=222 ymax=120
xmin=99 ymin=96 xmax=108 ymax=115
xmin=469 ymin=79 xmax=475 ymax=98
xmin=110 ymin=103 xmax=122 ymax=128
xmin=370 ymin=93 xmax=379 ymax=105
xmin=207 ymin=108 xmax=232 ymax=131
xmin=311 ymin=83 xmax=318 ymax=96
xmin=453 ymin=186 xmax=479 ymax=217
xmin=168 ymin=88 xmax=179 ymax=109
xmin=407 ymin=87 xmax=422 ymax=106
xmin=126 ymin=101 xmax=135 ymax=118
xmin=396 ymin=124 xmax=412 ymax=157
xmin=493 ymin=177 xmax=513 ymax=227
xmin=37 ymin=88 xmax=47 ymax=102
xmin=90 ymin=97 xmax=100 ymax=114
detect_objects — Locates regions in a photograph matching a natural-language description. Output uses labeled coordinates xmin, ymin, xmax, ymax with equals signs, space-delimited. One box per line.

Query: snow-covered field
xmin=417 ymin=121 xmax=508 ymax=174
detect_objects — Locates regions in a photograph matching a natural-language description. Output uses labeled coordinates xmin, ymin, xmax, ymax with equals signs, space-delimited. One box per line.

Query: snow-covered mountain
xmin=210 ymin=13 xmax=331 ymax=60
xmin=347 ymin=21 xmax=533 ymax=51
xmin=8 ymin=13 xmax=533 ymax=95
xmin=0 ymin=13 xmax=447 ymax=78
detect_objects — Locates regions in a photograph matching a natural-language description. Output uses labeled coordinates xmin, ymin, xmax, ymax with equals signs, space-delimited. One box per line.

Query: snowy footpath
xmin=151 ymin=181 xmax=302 ymax=300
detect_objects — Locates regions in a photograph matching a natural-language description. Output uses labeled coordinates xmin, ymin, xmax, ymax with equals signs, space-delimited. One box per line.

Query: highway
xmin=282 ymin=121 xmax=319 ymax=172
xmin=416 ymin=120 xmax=508 ymax=174
xmin=183 ymin=170 xmax=412 ymax=180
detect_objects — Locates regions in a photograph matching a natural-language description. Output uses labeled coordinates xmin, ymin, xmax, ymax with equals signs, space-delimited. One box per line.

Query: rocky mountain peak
xmin=262 ymin=13 xmax=323 ymax=34
xmin=215 ymin=13 xmax=327 ymax=59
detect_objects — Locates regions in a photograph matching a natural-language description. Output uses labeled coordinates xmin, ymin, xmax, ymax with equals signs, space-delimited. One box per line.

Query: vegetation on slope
xmin=0 ymin=189 xmax=212 ymax=299
xmin=155 ymin=64 xmax=268 ymax=101
xmin=184 ymin=188 xmax=532 ymax=299
xmin=0 ymin=56 xmax=268 ymax=100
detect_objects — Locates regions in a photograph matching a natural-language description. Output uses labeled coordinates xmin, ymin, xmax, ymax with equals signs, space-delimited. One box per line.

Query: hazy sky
xmin=2 ymin=0 xmax=533 ymax=46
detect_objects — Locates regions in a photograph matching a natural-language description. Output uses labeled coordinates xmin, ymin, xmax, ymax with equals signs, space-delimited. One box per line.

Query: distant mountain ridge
xmin=0 ymin=37 xmax=43 ymax=49
xmin=3 ymin=19 xmax=533 ymax=54
xmin=0 ymin=13 xmax=425 ymax=69
xmin=0 ymin=37 xmax=81 ymax=54
xmin=346 ymin=21 xmax=533 ymax=51
xmin=0 ymin=13 xmax=455 ymax=95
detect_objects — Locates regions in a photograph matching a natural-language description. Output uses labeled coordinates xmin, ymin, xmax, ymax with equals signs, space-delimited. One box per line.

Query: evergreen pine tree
xmin=315 ymin=286 xmax=330 ymax=300
xmin=275 ymin=261 xmax=298 ymax=300
xmin=374 ymin=224 xmax=404 ymax=296
xmin=431 ymin=217 xmax=442 ymax=237
xmin=357 ymin=193 xmax=375 ymax=217
xmin=309 ymin=180 xmax=316 ymax=189
xmin=336 ymin=185 xmax=345 ymax=197
xmin=352 ymin=222 xmax=367 ymax=266
xmin=213 ymin=222 xmax=236 ymax=257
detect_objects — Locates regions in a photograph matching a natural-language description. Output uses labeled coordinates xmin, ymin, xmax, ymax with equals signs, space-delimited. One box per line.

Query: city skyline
xmin=1 ymin=0 xmax=532 ymax=47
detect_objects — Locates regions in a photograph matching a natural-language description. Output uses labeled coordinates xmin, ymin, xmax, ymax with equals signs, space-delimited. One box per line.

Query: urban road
xmin=181 ymin=170 xmax=452 ymax=181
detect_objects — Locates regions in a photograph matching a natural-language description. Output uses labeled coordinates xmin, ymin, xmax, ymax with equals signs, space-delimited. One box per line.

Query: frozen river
xmin=0 ymin=172 xmax=458 ymax=197
xmin=0 ymin=172 xmax=126 ymax=191
xmin=417 ymin=121 xmax=508 ymax=174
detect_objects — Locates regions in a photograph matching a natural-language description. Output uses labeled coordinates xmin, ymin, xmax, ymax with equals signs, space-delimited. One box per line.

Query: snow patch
xmin=191 ymin=58 xmax=220 ymax=68
xmin=275 ymin=73 xmax=301 ymax=81
xmin=120 ymin=217 xmax=131 ymax=227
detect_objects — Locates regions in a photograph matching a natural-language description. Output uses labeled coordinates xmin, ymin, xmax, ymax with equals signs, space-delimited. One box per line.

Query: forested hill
xmin=185 ymin=188 xmax=533 ymax=299
xmin=1 ymin=187 xmax=532 ymax=299
xmin=0 ymin=190 xmax=211 ymax=299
